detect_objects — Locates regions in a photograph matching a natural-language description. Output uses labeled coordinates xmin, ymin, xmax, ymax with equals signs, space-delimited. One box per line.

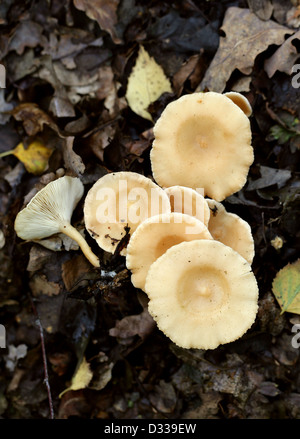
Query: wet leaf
xmin=59 ymin=356 xmax=93 ymax=397
xmin=125 ymin=45 xmax=172 ymax=121
xmin=272 ymin=259 xmax=300 ymax=314
xmin=199 ymin=7 xmax=293 ymax=92
xmin=0 ymin=140 xmax=53 ymax=175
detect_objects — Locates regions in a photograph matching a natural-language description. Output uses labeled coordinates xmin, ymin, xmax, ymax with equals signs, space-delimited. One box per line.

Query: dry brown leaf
xmin=62 ymin=136 xmax=85 ymax=176
xmin=109 ymin=309 xmax=155 ymax=341
xmin=173 ymin=54 xmax=201 ymax=95
xmin=10 ymin=103 xmax=59 ymax=136
xmin=62 ymin=255 xmax=93 ymax=291
xmin=199 ymin=7 xmax=294 ymax=93
xmin=29 ymin=273 xmax=61 ymax=297
xmin=73 ymin=0 xmax=121 ymax=44
xmin=264 ymin=30 xmax=300 ymax=77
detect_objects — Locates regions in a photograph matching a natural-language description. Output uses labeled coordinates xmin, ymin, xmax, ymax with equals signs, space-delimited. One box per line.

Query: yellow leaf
xmin=13 ymin=140 xmax=53 ymax=175
xmin=272 ymin=259 xmax=300 ymax=314
xmin=0 ymin=140 xmax=53 ymax=175
xmin=125 ymin=45 xmax=172 ymax=121
xmin=59 ymin=356 xmax=93 ymax=398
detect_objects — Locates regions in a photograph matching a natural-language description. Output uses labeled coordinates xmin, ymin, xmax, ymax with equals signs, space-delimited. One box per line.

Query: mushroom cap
xmin=150 ymin=91 xmax=253 ymax=201
xmin=84 ymin=171 xmax=171 ymax=255
xmin=164 ymin=185 xmax=210 ymax=226
xmin=126 ymin=212 xmax=212 ymax=291
xmin=206 ymin=198 xmax=255 ymax=264
xmin=224 ymin=92 xmax=252 ymax=117
xmin=145 ymin=240 xmax=259 ymax=350
xmin=14 ymin=176 xmax=84 ymax=240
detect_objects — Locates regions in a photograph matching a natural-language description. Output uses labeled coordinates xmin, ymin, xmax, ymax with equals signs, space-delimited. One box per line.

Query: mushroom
xmin=14 ymin=176 xmax=99 ymax=267
xmin=145 ymin=240 xmax=259 ymax=350
xmin=206 ymin=198 xmax=255 ymax=264
xmin=84 ymin=171 xmax=171 ymax=255
xmin=224 ymin=91 xmax=252 ymax=117
xmin=150 ymin=91 xmax=254 ymax=201
xmin=126 ymin=212 xmax=212 ymax=291
xmin=164 ymin=185 xmax=210 ymax=226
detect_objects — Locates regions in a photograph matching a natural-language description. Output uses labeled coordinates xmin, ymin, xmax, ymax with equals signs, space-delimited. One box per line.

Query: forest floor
xmin=0 ymin=0 xmax=300 ymax=419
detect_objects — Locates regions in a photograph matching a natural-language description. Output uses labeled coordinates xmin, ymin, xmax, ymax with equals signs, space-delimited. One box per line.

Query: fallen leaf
xmin=59 ymin=356 xmax=93 ymax=397
xmin=125 ymin=46 xmax=172 ymax=121
xmin=10 ymin=103 xmax=59 ymax=136
xmin=247 ymin=0 xmax=273 ymax=21
xmin=8 ymin=20 xmax=47 ymax=55
xmin=89 ymin=352 xmax=114 ymax=391
xmin=172 ymin=54 xmax=202 ymax=95
xmin=73 ymin=0 xmax=121 ymax=44
xmin=264 ymin=30 xmax=300 ymax=78
xmin=272 ymin=259 xmax=300 ymax=314
xmin=109 ymin=309 xmax=155 ymax=341
xmin=148 ymin=9 xmax=219 ymax=54
xmin=199 ymin=7 xmax=294 ymax=93
xmin=29 ymin=273 xmax=61 ymax=297
xmin=0 ymin=140 xmax=53 ymax=175
xmin=246 ymin=165 xmax=292 ymax=191
xmin=63 ymin=136 xmax=85 ymax=176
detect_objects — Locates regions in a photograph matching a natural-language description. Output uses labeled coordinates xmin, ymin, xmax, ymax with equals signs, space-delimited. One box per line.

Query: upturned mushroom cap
xmin=145 ymin=240 xmax=259 ymax=350
xmin=206 ymin=198 xmax=255 ymax=264
xmin=224 ymin=92 xmax=252 ymax=117
xmin=14 ymin=176 xmax=99 ymax=267
xmin=84 ymin=171 xmax=171 ymax=255
xmin=126 ymin=212 xmax=212 ymax=291
xmin=164 ymin=185 xmax=210 ymax=226
xmin=150 ymin=91 xmax=253 ymax=201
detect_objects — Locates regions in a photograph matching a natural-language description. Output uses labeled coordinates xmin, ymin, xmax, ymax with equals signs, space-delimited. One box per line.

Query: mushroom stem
xmin=60 ymin=223 xmax=100 ymax=268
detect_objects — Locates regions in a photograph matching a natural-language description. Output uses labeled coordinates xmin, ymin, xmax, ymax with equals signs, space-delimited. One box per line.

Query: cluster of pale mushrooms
xmin=15 ymin=91 xmax=259 ymax=351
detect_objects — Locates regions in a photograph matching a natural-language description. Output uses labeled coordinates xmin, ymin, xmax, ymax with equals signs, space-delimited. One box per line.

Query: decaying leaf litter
xmin=0 ymin=0 xmax=299 ymax=419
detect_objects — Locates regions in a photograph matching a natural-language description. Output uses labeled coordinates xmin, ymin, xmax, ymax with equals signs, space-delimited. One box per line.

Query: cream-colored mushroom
xmin=224 ymin=91 xmax=252 ymax=117
xmin=164 ymin=185 xmax=210 ymax=226
xmin=145 ymin=240 xmax=259 ymax=350
xmin=206 ymin=198 xmax=255 ymax=264
xmin=14 ymin=176 xmax=99 ymax=267
xmin=126 ymin=212 xmax=212 ymax=291
xmin=150 ymin=91 xmax=253 ymax=201
xmin=84 ymin=171 xmax=171 ymax=255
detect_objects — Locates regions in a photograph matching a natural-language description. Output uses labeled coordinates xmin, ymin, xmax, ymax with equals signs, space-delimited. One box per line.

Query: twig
xmin=28 ymin=294 xmax=55 ymax=419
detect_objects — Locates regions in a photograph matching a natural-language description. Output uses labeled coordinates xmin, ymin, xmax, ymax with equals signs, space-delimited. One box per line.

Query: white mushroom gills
xmin=14 ymin=176 xmax=100 ymax=267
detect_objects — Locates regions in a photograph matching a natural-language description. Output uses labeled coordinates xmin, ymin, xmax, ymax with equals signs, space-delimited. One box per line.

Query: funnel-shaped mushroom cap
xmin=164 ymin=185 xmax=210 ymax=226
xmin=15 ymin=176 xmax=84 ymax=240
xmin=126 ymin=212 xmax=212 ymax=291
xmin=224 ymin=92 xmax=252 ymax=117
xmin=145 ymin=240 xmax=259 ymax=350
xmin=84 ymin=171 xmax=171 ymax=255
xmin=150 ymin=92 xmax=253 ymax=201
xmin=206 ymin=198 xmax=255 ymax=264
xmin=14 ymin=176 xmax=99 ymax=267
